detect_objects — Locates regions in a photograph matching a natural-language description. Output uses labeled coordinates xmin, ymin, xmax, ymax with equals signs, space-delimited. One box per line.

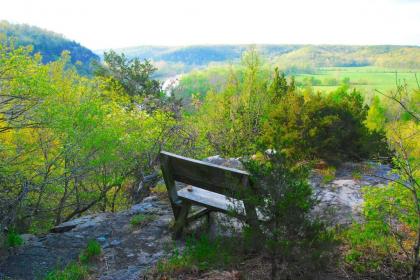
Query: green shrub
xmin=351 ymin=170 xmax=362 ymax=180
xmin=79 ymin=240 xmax=101 ymax=264
xmin=263 ymin=85 xmax=388 ymax=163
xmin=44 ymin=262 xmax=88 ymax=280
xmin=6 ymin=230 xmax=23 ymax=248
xmin=342 ymin=222 xmax=408 ymax=276
xmin=341 ymin=182 xmax=416 ymax=277
xmin=240 ymin=153 xmax=337 ymax=278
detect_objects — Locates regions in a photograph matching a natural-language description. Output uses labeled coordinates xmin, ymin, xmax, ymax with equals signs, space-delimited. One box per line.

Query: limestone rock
xmin=203 ymin=155 xmax=244 ymax=170
xmin=0 ymin=196 xmax=173 ymax=280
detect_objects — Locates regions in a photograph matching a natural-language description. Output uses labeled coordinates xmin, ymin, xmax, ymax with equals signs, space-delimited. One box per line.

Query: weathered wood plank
xmin=186 ymin=208 xmax=212 ymax=224
xmin=160 ymin=151 xmax=249 ymax=196
xmin=173 ymin=200 xmax=191 ymax=238
xmin=159 ymin=152 xmax=182 ymax=218
xmin=177 ymin=186 xmax=245 ymax=215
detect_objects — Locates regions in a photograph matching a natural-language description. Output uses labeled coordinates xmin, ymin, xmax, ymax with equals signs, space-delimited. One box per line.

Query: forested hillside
xmin=110 ymin=44 xmax=420 ymax=70
xmin=0 ymin=21 xmax=99 ymax=75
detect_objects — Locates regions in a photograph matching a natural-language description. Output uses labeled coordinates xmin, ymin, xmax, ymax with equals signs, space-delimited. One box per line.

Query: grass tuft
xmin=130 ymin=213 xmax=156 ymax=227
xmin=155 ymin=235 xmax=235 ymax=275
xmin=79 ymin=240 xmax=101 ymax=264
xmin=44 ymin=262 xmax=88 ymax=280
xmin=6 ymin=230 xmax=23 ymax=248
xmin=319 ymin=166 xmax=336 ymax=183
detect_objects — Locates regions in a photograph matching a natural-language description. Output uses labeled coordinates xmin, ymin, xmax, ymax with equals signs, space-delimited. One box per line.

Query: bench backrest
xmin=159 ymin=151 xmax=250 ymax=200
xmin=160 ymin=151 xmax=259 ymax=226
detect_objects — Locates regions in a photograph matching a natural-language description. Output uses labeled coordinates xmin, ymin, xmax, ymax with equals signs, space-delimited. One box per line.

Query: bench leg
xmin=206 ymin=211 xmax=212 ymax=231
xmin=173 ymin=201 xmax=191 ymax=238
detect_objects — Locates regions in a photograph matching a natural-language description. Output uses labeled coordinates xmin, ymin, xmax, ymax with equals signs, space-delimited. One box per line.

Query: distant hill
xmin=0 ymin=21 xmax=99 ymax=75
xmin=102 ymin=45 xmax=302 ymax=65
xmin=104 ymin=44 xmax=420 ymax=76
xmin=274 ymin=45 xmax=420 ymax=69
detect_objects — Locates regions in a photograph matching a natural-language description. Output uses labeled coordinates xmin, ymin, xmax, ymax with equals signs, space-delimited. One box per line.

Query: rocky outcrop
xmin=311 ymin=162 xmax=395 ymax=225
xmin=204 ymin=156 xmax=394 ymax=225
xmin=0 ymin=196 xmax=174 ymax=280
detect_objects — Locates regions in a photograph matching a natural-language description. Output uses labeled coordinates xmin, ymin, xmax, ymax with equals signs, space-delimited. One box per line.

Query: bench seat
xmin=177 ymin=186 xmax=245 ymax=214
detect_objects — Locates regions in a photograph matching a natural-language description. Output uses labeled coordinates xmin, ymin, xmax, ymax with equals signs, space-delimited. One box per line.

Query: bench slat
xmin=160 ymin=151 xmax=249 ymax=196
xmin=177 ymin=186 xmax=245 ymax=214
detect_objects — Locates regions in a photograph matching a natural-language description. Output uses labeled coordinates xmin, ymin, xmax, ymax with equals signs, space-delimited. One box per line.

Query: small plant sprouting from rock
xmin=79 ymin=240 xmax=101 ymax=264
xmin=154 ymin=235 xmax=235 ymax=276
xmin=44 ymin=262 xmax=88 ymax=280
xmin=6 ymin=230 xmax=23 ymax=248
xmin=151 ymin=182 xmax=167 ymax=194
xmin=130 ymin=214 xmax=156 ymax=227
xmin=351 ymin=170 xmax=362 ymax=180
xmin=320 ymin=166 xmax=337 ymax=183
xmin=45 ymin=241 xmax=99 ymax=279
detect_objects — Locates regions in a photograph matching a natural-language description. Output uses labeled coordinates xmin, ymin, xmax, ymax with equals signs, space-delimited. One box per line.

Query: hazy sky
xmin=1 ymin=0 xmax=419 ymax=50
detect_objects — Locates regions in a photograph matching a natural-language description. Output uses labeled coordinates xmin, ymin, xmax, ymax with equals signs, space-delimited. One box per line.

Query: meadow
xmin=294 ymin=66 xmax=420 ymax=93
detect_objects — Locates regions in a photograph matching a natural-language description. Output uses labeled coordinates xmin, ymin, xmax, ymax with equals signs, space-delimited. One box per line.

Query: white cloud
xmin=0 ymin=0 xmax=419 ymax=49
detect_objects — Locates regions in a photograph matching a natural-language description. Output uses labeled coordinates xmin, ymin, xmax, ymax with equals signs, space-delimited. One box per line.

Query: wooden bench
xmin=159 ymin=151 xmax=258 ymax=237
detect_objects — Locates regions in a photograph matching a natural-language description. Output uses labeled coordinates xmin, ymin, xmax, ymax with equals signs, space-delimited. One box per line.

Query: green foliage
xmin=319 ymin=166 xmax=336 ymax=183
xmin=0 ymin=20 xmax=98 ymax=75
xmin=94 ymin=50 xmax=161 ymax=101
xmin=79 ymin=240 xmax=101 ymax=264
xmin=45 ymin=240 xmax=101 ymax=279
xmin=0 ymin=41 xmax=181 ymax=234
xmin=130 ymin=214 xmax=156 ymax=226
xmin=341 ymin=183 xmax=414 ymax=276
xmin=174 ymin=66 xmax=235 ymax=102
xmin=342 ymin=224 xmax=401 ymax=274
xmin=342 ymin=85 xmax=419 ymax=279
xmin=156 ymin=235 xmax=234 ymax=274
xmin=189 ymin=48 xmax=271 ymax=157
xmin=44 ymin=262 xmax=88 ymax=280
xmin=263 ymin=85 xmax=387 ymax=163
xmin=151 ymin=182 xmax=167 ymax=194
xmin=351 ymin=170 xmax=362 ymax=180
xmin=365 ymin=95 xmax=387 ymax=132
xmin=5 ymin=230 xmax=23 ymax=247
xmin=241 ymin=153 xmax=336 ymax=278
xmin=188 ymin=50 xmax=388 ymax=163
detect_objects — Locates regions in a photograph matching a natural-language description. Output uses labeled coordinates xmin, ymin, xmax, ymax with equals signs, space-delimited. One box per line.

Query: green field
xmin=294 ymin=66 xmax=420 ymax=94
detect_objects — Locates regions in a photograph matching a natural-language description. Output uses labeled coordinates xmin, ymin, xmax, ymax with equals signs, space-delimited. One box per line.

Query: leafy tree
xmin=343 ymin=85 xmax=420 ymax=279
xmin=190 ymin=49 xmax=270 ymax=157
xmin=263 ymin=85 xmax=388 ymax=163
xmin=365 ymin=95 xmax=387 ymax=132
xmin=0 ymin=42 xmax=180 ymax=235
xmin=94 ymin=50 xmax=161 ymax=101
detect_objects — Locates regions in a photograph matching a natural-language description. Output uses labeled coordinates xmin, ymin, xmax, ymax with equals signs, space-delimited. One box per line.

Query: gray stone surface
xmin=203 ymin=155 xmax=244 ymax=170
xmin=311 ymin=162 xmax=395 ymax=225
xmin=0 ymin=196 xmax=173 ymax=280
